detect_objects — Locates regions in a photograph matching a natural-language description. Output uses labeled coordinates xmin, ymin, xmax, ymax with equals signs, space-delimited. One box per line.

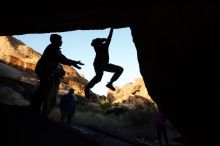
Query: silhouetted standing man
xmin=85 ymin=28 xmax=123 ymax=98
xmin=59 ymin=88 xmax=77 ymax=126
xmin=31 ymin=34 xmax=84 ymax=115
xmin=155 ymin=109 xmax=169 ymax=146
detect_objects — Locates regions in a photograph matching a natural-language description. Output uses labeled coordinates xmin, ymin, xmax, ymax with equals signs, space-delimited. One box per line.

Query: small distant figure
xmin=85 ymin=28 xmax=123 ymax=98
xmin=154 ymin=109 xmax=169 ymax=146
xmin=59 ymin=88 xmax=77 ymax=126
xmin=31 ymin=34 xmax=84 ymax=116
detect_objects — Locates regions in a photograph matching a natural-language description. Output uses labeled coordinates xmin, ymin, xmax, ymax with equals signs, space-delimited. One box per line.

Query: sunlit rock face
xmin=0 ymin=36 xmax=40 ymax=70
xmin=62 ymin=65 xmax=89 ymax=95
xmin=107 ymin=78 xmax=152 ymax=105
xmin=0 ymin=36 xmax=40 ymax=85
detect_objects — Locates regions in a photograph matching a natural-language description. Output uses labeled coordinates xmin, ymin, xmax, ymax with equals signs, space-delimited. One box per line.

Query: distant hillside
xmin=0 ymin=36 xmax=89 ymax=96
xmin=0 ymin=36 xmax=41 ymax=70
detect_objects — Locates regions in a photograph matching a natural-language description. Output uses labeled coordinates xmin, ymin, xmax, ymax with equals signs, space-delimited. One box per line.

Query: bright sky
xmin=15 ymin=27 xmax=142 ymax=96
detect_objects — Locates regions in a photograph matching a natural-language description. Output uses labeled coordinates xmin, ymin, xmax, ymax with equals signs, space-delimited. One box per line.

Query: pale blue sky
xmin=15 ymin=27 xmax=142 ymax=96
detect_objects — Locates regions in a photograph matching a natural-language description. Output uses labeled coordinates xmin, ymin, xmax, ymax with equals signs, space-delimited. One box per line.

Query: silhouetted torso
xmin=94 ymin=43 xmax=109 ymax=66
xmin=35 ymin=44 xmax=73 ymax=78
xmin=59 ymin=94 xmax=76 ymax=112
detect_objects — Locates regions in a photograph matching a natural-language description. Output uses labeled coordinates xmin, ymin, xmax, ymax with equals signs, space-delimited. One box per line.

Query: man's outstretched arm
xmin=70 ymin=60 xmax=84 ymax=69
xmin=57 ymin=50 xmax=84 ymax=69
xmin=105 ymin=27 xmax=114 ymax=47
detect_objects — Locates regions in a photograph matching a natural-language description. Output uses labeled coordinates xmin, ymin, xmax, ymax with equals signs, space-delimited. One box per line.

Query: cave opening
xmin=0 ymin=26 xmax=184 ymax=145
xmin=15 ymin=27 xmax=144 ymax=96
xmin=0 ymin=27 xmax=167 ymax=143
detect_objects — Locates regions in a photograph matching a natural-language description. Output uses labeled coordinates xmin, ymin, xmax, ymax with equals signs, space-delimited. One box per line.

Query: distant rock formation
xmin=107 ymin=78 xmax=153 ymax=106
xmin=0 ymin=36 xmax=41 ymax=70
xmin=61 ymin=64 xmax=89 ymax=95
xmin=0 ymin=36 xmax=41 ymax=85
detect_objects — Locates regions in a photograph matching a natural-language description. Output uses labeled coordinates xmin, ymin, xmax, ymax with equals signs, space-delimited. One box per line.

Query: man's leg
xmin=85 ymin=69 xmax=103 ymax=98
xmin=103 ymin=64 xmax=123 ymax=91
xmin=162 ymin=125 xmax=169 ymax=146
xmin=66 ymin=112 xmax=73 ymax=126
xmin=30 ymin=86 xmax=42 ymax=113
xmin=43 ymin=78 xmax=60 ymax=116
xmin=60 ymin=111 xmax=66 ymax=124
xmin=31 ymin=78 xmax=50 ymax=114
xmin=156 ymin=125 xmax=162 ymax=146
xmin=41 ymin=77 xmax=54 ymax=116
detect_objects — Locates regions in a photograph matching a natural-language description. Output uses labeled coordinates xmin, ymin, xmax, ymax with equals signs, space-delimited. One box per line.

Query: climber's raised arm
xmin=105 ymin=27 xmax=113 ymax=47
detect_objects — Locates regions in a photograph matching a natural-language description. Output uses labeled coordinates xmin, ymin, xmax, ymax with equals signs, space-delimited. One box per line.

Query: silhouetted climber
xmin=59 ymin=88 xmax=77 ymax=126
xmin=85 ymin=28 xmax=123 ymax=98
xmin=31 ymin=34 xmax=84 ymax=116
xmin=154 ymin=109 xmax=169 ymax=146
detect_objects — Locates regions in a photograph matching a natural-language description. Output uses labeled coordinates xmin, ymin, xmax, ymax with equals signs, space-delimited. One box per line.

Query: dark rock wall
xmin=131 ymin=5 xmax=219 ymax=146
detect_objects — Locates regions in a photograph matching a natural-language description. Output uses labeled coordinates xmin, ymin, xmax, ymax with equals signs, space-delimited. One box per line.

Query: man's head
xmin=69 ymin=88 xmax=74 ymax=95
xmin=91 ymin=38 xmax=106 ymax=47
xmin=50 ymin=34 xmax=62 ymax=47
